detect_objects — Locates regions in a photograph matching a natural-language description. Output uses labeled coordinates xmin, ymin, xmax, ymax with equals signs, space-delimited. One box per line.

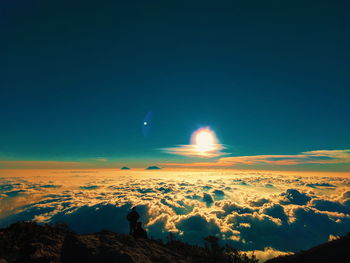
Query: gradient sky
xmin=1 ymin=0 xmax=349 ymax=170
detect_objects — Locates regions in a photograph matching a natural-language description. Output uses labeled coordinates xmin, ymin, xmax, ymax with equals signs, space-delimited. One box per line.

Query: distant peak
xmin=146 ymin=166 xmax=161 ymax=170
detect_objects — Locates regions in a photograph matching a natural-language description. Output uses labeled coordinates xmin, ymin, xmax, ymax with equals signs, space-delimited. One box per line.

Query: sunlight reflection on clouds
xmin=0 ymin=169 xmax=350 ymax=260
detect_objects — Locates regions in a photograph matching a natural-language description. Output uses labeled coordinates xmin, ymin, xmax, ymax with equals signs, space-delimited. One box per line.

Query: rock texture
xmin=266 ymin=232 xmax=350 ymax=263
xmin=0 ymin=222 xmax=187 ymax=263
xmin=6 ymin=221 xmax=347 ymax=263
xmin=61 ymin=231 xmax=188 ymax=263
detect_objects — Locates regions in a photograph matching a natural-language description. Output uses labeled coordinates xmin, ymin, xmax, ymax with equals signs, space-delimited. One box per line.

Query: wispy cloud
xmin=160 ymin=150 xmax=350 ymax=168
xmin=0 ymin=160 xmax=91 ymax=169
xmin=161 ymin=127 xmax=229 ymax=158
xmin=162 ymin=144 xmax=228 ymax=158
xmin=94 ymin=157 xmax=108 ymax=162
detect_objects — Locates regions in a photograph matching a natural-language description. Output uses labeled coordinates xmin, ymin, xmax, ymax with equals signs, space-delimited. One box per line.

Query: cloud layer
xmin=1 ymin=169 xmax=350 ymax=261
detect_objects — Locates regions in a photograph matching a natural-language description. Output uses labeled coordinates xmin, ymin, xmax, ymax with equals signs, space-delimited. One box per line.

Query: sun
xmin=195 ymin=131 xmax=214 ymax=146
xmin=191 ymin=127 xmax=218 ymax=153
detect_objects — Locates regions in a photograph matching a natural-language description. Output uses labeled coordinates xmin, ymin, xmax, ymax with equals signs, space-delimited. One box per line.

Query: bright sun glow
xmin=196 ymin=131 xmax=214 ymax=147
xmin=191 ymin=128 xmax=218 ymax=153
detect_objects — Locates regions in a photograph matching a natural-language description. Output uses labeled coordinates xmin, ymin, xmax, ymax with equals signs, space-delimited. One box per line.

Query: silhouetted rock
xmin=266 ymin=232 xmax=350 ymax=263
xmin=0 ymin=222 xmax=259 ymax=263
xmin=0 ymin=221 xmax=67 ymax=263
xmin=146 ymin=166 xmax=161 ymax=170
xmin=0 ymin=222 xmax=186 ymax=263
xmin=61 ymin=233 xmax=133 ymax=263
xmin=121 ymin=167 xmax=130 ymax=170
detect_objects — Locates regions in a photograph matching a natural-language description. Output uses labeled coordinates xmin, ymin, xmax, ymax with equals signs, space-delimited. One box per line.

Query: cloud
xmin=160 ymin=149 xmax=350 ymax=168
xmin=262 ymin=204 xmax=288 ymax=222
xmin=175 ymin=214 xmax=221 ymax=245
xmin=202 ymin=193 xmax=214 ymax=207
xmin=94 ymin=157 xmax=108 ymax=162
xmin=3 ymin=190 xmax=26 ymax=197
xmin=0 ymin=160 xmax=91 ymax=169
xmin=146 ymin=215 xmax=170 ymax=239
xmin=80 ymin=185 xmax=99 ymax=190
xmin=50 ymin=204 xmax=134 ymax=234
xmin=0 ymin=184 xmax=14 ymax=191
xmin=40 ymin=184 xmax=61 ymax=188
xmin=0 ymin=169 xmax=350 ymax=254
xmin=306 ymin=183 xmax=336 ymax=188
xmin=247 ymin=247 xmax=292 ymax=262
xmin=341 ymin=191 xmax=350 ymax=199
xmin=309 ymin=199 xmax=350 ymax=214
xmin=213 ymin=189 xmax=225 ymax=200
xmin=279 ymin=189 xmax=312 ymax=205
xmin=162 ymin=144 xmax=228 ymax=158
xmin=249 ymin=198 xmax=270 ymax=207
xmin=160 ymin=198 xmax=193 ymax=215
xmin=226 ymin=212 xmax=284 ymax=250
xmin=216 ymin=201 xmax=255 ymax=218
xmin=161 ymin=127 xmax=228 ymax=158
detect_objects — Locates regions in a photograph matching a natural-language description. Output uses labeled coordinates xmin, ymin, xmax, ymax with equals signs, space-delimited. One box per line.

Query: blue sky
xmin=0 ymin=0 xmax=349 ymax=170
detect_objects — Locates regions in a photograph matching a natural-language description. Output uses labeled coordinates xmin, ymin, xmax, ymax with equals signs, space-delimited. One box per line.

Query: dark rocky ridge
xmin=0 ymin=222 xmax=187 ymax=263
xmin=4 ymin=221 xmax=348 ymax=263
xmin=265 ymin=232 xmax=350 ymax=263
xmin=0 ymin=222 xmax=256 ymax=263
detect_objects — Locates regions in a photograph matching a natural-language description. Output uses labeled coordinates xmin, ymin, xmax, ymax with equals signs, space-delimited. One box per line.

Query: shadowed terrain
xmin=266 ymin=232 xmax=350 ymax=263
xmin=0 ymin=222 xmax=258 ymax=263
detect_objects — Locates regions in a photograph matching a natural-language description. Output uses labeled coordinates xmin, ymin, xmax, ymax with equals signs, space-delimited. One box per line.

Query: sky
xmin=1 ymin=0 xmax=349 ymax=171
xmin=1 ymin=2 xmax=350 ymax=259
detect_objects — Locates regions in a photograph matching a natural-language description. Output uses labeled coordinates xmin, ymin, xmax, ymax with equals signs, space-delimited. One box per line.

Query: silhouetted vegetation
xmin=165 ymin=233 xmax=258 ymax=263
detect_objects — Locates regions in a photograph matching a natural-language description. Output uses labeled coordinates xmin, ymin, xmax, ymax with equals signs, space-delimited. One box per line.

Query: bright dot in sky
xmin=191 ymin=127 xmax=218 ymax=153
xmin=144 ymin=122 xmax=148 ymax=125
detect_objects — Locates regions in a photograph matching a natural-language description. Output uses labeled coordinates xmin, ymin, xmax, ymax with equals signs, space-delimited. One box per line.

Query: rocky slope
xmin=4 ymin=221 xmax=348 ymax=263
xmin=0 ymin=222 xmax=257 ymax=263
xmin=0 ymin=222 xmax=189 ymax=263
xmin=265 ymin=232 xmax=350 ymax=263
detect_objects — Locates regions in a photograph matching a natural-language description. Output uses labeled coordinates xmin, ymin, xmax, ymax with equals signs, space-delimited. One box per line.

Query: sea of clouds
xmin=1 ymin=169 xmax=350 ymax=261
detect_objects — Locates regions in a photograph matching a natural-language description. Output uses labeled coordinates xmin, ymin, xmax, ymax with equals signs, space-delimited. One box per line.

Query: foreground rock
xmin=0 ymin=222 xmax=259 ymax=263
xmin=0 ymin=222 xmax=187 ymax=263
xmin=61 ymin=231 xmax=188 ymax=263
xmin=2 ymin=222 xmax=349 ymax=263
xmin=0 ymin=222 xmax=66 ymax=263
xmin=265 ymin=232 xmax=350 ymax=263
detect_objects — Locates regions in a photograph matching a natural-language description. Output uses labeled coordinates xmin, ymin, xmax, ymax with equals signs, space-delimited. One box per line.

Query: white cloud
xmin=247 ymin=247 xmax=292 ymax=262
xmin=161 ymin=149 xmax=350 ymax=168
xmin=0 ymin=170 xmax=350 ymax=254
